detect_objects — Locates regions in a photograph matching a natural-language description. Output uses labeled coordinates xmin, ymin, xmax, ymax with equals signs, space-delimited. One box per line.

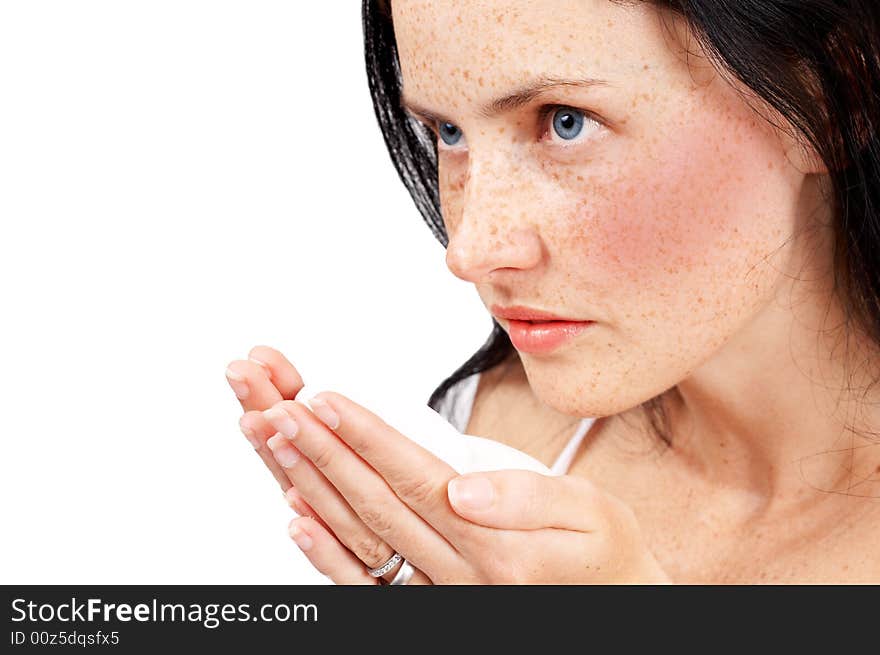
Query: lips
xmin=489 ymin=304 xmax=582 ymax=322
xmin=506 ymin=318 xmax=594 ymax=354
xmin=488 ymin=304 xmax=594 ymax=353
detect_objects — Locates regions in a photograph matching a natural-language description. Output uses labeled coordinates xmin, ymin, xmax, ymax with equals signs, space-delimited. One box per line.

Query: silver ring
xmin=389 ymin=558 xmax=415 ymax=585
xmin=367 ymin=552 xmax=402 ymax=577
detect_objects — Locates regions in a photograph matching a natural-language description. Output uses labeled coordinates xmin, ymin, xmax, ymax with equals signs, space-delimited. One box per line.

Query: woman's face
xmin=392 ymin=0 xmax=818 ymax=417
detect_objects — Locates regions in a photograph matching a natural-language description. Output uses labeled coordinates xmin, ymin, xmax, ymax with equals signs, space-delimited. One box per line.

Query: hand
xmin=261 ymin=389 xmax=674 ymax=584
xmin=225 ymin=345 xmax=307 ymax=492
xmin=442 ymin=471 xmax=673 ymax=584
xmin=225 ymin=345 xmax=425 ymax=584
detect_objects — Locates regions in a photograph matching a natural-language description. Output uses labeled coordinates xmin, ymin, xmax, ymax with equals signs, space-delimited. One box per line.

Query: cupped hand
xmin=225 ymin=345 xmax=427 ymax=584
xmin=260 ymin=389 xmax=674 ymax=584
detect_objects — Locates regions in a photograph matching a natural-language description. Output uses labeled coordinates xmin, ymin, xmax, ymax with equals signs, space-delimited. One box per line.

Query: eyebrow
xmin=400 ymin=76 xmax=611 ymax=125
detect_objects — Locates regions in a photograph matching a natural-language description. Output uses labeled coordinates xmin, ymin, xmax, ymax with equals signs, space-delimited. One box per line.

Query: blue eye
xmin=438 ymin=122 xmax=463 ymax=146
xmin=550 ymin=107 xmax=585 ymax=140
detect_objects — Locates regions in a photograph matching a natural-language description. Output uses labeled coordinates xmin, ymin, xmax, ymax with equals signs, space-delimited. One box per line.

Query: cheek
xmin=582 ymin=165 xmax=719 ymax=284
xmin=564 ymin=119 xmax=798 ymax=301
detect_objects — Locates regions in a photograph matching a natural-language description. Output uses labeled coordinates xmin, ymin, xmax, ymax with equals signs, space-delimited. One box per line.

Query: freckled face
xmin=391 ymin=0 xmax=811 ymax=417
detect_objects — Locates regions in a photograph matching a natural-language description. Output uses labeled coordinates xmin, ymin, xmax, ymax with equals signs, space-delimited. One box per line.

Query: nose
xmin=444 ymin=157 xmax=543 ymax=283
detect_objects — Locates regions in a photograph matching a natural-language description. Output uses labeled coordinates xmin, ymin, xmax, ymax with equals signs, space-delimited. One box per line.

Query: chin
xmin=520 ymin=354 xmax=656 ymax=419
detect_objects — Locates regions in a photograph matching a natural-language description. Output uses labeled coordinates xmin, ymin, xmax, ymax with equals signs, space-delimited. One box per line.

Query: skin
xmin=227 ymin=345 xmax=670 ymax=584
xmin=226 ymin=0 xmax=880 ymax=582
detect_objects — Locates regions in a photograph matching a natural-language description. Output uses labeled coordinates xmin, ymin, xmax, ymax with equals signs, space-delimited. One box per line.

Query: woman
xmin=225 ymin=0 xmax=880 ymax=583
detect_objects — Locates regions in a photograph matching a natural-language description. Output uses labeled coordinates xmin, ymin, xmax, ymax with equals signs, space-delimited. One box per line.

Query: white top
xmin=434 ymin=371 xmax=597 ymax=475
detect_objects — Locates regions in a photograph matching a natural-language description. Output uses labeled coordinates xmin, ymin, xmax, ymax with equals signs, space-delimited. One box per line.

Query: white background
xmin=0 ymin=1 xmax=489 ymax=583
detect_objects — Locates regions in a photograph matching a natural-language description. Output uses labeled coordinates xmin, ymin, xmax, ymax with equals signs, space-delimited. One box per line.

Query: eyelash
xmin=537 ymin=104 xmax=602 ymax=140
xmin=422 ymin=104 xmax=602 ymax=151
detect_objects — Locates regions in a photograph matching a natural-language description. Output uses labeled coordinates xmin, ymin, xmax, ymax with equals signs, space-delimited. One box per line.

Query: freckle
xmin=478 ymin=76 xmax=484 ymax=87
xmin=497 ymin=126 xmax=505 ymax=134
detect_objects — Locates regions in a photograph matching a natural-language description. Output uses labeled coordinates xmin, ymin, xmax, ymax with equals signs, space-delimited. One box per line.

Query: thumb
xmin=446 ymin=469 xmax=601 ymax=531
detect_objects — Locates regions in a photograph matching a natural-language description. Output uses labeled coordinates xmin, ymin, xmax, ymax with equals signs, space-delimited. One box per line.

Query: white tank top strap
xmin=433 ymin=369 xmax=596 ymax=475
xmin=549 ymin=417 xmax=596 ymax=475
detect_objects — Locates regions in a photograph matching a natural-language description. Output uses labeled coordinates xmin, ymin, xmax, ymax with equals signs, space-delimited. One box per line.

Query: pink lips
xmin=506 ymin=319 xmax=594 ymax=354
xmin=489 ymin=304 xmax=594 ymax=353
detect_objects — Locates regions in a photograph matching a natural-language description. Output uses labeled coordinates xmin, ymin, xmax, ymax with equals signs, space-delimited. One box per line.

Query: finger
xmin=238 ymin=411 xmax=293 ymax=492
xmin=269 ymin=432 xmax=434 ymax=584
xmin=269 ymin=434 xmax=396 ymax=572
xmin=247 ymin=345 xmax=304 ymax=400
xmin=262 ymin=402 xmax=464 ymax=579
xmin=447 ymin=470 xmax=606 ymax=531
xmin=282 ymin=485 xmax=334 ymax=535
xmin=302 ymin=391 xmax=481 ymax=544
xmin=288 ymin=516 xmax=378 ymax=585
xmin=225 ymin=359 xmax=283 ymax=412
xmin=289 ymin=517 xmax=433 ymax=585
xmin=287 ymin=466 xmax=433 ymax=585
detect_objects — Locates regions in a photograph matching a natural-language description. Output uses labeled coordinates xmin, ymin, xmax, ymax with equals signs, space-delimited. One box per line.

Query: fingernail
xmin=263 ymin=407 xmax=299 ymax=438
xmin=284 ymin=487 xmax=300 ymax=510
xmin=289 ymin=520 xmax=313 ymax=551
xmin=249 ymin=357 xmax=272 ymax=379
xmin=225 ymin=368 xmax=250 ymax=399
xmin=238 ymin=420 xmax=262 ymax=449
xmin=448 ymin=476 xmax=494 ymax=511
xmin=283 ymin=490 xmax=303 ymax=516
xmin=267 ymin=433 xmax=301 ymax=467
xmin=309 ymin=396 xmax=339 ymax=430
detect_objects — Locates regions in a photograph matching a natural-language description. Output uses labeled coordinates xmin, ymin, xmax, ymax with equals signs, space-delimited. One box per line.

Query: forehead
xmin=390 ymin=0 xmax=686 ymax=109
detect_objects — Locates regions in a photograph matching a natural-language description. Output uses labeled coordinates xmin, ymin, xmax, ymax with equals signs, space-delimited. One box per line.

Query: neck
xmin=662 ymin=233 xmax=880 ymax=520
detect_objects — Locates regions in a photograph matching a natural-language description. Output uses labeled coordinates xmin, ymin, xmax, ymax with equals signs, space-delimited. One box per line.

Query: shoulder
xmin=433 ymin=355 xmax=520 ymax=433
xmin=466 ymin=354 xmax=526 ymax=433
